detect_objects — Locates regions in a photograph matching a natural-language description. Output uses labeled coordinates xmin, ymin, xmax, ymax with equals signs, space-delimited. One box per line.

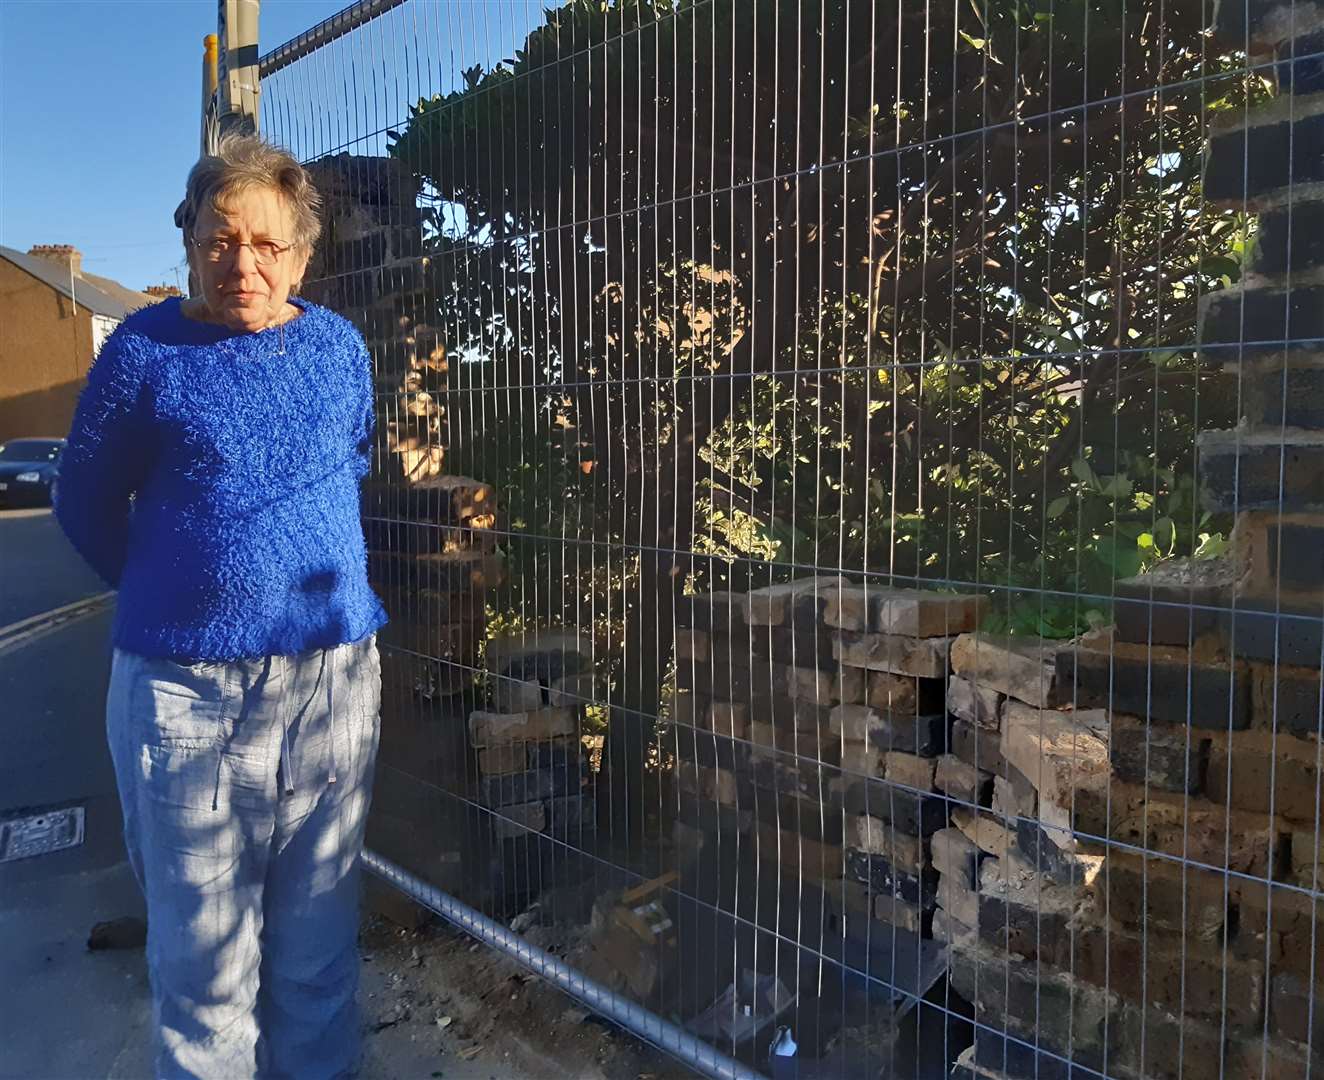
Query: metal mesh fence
xmin=260 ymin=1 xmax=1324 ymax=1076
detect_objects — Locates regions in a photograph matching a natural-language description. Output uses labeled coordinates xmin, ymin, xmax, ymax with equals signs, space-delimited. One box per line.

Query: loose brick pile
xmin=937 ymin=634 xmax=1122 ymax=1077
xmin=366 ymin=475 xmax=499 ymax=696
xmin=673 ymin=579 xmax=986 ymax=938
xmin=468 ymin=632 xmax=596 ymax=845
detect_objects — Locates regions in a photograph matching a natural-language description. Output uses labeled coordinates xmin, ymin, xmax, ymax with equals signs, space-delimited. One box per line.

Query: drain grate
xmin=0 ymin=804 xmax=85 ymax=863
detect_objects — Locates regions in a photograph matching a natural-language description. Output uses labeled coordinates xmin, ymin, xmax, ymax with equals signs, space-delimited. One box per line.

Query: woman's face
xmin=187 ymin=185 xmax=311 ymax=333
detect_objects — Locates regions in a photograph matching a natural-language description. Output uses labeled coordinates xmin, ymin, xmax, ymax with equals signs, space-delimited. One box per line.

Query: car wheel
xmin=48 ymin=479 xmax=59 ymax=507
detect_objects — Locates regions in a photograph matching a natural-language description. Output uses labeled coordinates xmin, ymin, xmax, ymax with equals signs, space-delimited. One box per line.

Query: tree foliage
xmin=387 ymin=0 xmax=1260 ymax=658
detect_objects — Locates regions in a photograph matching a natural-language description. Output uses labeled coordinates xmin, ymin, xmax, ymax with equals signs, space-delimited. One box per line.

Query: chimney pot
xmin=28 ymin=244 xmax=83 ymax=276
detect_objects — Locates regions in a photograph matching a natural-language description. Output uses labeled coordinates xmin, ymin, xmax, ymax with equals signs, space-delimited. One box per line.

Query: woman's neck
xmin=179 ymin=297 xmax=303 ymax=331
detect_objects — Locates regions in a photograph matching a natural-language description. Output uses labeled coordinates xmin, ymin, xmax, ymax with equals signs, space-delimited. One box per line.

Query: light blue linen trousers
xmin=106 ymin=636 xmax=381 ymax=1079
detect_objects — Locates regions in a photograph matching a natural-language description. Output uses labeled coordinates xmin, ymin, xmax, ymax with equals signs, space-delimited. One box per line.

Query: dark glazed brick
xmin=840 ymin=710 xmax=950 ymax=756
xmin=1113 ymin=574 xmax=1226 ymax=647
xmin=748 ymin=695 xmax=834 ymax=733
xmin=672 ymin=724 xmax=749 ymax=772
xmin=951 ymin=718 xmax=1008 ymax=775
xmin=1275 ymin=30 xmax=1324 ymax=94
xmin=1246 ymin=363 xmax=1324 ymax=431
xmin=1055 ymin=646 xmax=1251 ymax=729
xmin=742 ymin=627 xmax=838 ymax=671
xmin=1200 ymin=432 xmax=1324 ymax=513
xmin=1014 ymin=817 xmax=1100 ymax=887
xmin=1198 ymin=285 xmax=1324 ymax=359
xmin=1110 ymin=716 xmax=1210 ymax=794
xmin=1267 ymin=521 xmax=1324 ymax=591
xmin=790 ymin=588 xmax=831 ymax=630
xmin=545 ymin=795 xmax=595 ymax=839
xmin=1252 ymin=662 xmax=1324 ymax=737
xmin=1219 ymin=605 xmax=1324 ymax=665
xmin=883 ymin=712 xmax=950 ymax=756
xmin=749 ymin=748 xmax=834 ymax=801
xmin=844 ymin=850 xmax=937 ymax=906
xmin=479 ymin=768 xmax=556 ymax=807
xmin=1203 ymin=115 xmax=1324 ymax=206
xmin=977 ymin=891 xmax=1074 ymax=968
xmin=749 ymin=791 xmax=844 ymax=844
xmin=839 ymin=781 xmax=948 ymax=837
xmin=677 ymin=592 xmax=746 ymax=633
xmin=1256 ymin=199 xmax=1324 ymax=275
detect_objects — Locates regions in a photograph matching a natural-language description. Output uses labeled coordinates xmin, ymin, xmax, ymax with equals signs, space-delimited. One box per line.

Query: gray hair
xmin=174 ymin=133 xmax=322 ymax=254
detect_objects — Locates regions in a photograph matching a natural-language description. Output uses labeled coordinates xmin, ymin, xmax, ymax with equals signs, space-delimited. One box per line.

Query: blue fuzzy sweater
xmin=56 ymin=297 xmax=388 ymax=660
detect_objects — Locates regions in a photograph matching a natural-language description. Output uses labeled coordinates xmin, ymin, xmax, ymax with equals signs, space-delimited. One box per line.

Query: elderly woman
xmin=56 ymin=133 xmax=387 ymax=1078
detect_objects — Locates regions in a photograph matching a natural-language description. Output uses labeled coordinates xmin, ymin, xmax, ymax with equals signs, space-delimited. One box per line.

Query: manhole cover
xmin=0 ymin=804 xmax=85 ymax=863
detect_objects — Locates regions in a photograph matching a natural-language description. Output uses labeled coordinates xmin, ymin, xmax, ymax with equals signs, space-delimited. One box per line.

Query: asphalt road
xmin=0 ymin=507 xmax=152 ymax=1079
xmin=0 ymin=506 xmax=108 ymax=626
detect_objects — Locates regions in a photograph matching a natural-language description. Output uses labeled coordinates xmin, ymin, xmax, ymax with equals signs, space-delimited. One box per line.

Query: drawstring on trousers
xmin=326 ymin=645 xmax=338 ymax=785
xmin=280 ymin=655 xmax=296 ymax=795
xmin=276 ymin=648 xmax=338 ymax=797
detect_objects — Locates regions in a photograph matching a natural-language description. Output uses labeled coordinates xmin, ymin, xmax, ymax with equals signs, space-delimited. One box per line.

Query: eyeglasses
xmin=192 ymin=236 xmax=293 ymax=266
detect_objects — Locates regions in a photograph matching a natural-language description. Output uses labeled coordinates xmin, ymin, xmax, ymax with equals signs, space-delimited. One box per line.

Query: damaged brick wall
xmin=301 ymin=153 xmax=499 ymax=896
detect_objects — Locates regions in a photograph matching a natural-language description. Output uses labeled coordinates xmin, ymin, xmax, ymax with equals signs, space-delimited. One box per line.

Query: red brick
xmin=1094 ymin=852 xmax=1231 ymax=941
xmin=754 ymin=822 xmax=843 ymax=880
xmin=706 ymin=700 xmax=750 ymax=739
xmin=1207 ymin=729 xmax=1324 ymax=824
xmin=1078 ymin=783 xmax=1280 ymax=878
xmin=1108 ymin=1003 xmax=1227 ymax=1080
xmin=976 ymin=857 xmax=1078 ymax=968
xmin=870 ymin=588 xmax=987 ymax=638
xmin=1272 ymin=972 xmax=1324 ymax=1045
xmin=1074 ymin=925 xmax=1264 ymax=1028
xmin=947 ymin=944 xmax=1112 ymax=1068
xmin=1236 ymin=880 xmax=1324 ymax=984
xmin=1289 ymin=827 xmax=1324 ymax=887
xmin=1225 ymin=1033 xmax=1316 ymax=1080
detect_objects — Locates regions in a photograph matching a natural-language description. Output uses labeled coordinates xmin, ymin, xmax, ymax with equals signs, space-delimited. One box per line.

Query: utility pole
xmin=216 ymin=0 xmax=261 ymax=137
xmin=200 ymin=34 xmax=219 ymax=155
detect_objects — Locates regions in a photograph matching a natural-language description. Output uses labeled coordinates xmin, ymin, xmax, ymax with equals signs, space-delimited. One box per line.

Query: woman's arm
xmin=54 ymin=328 xmax=152 ymax=586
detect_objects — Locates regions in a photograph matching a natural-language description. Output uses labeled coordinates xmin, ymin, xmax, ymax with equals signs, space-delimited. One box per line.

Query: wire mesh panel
xmin=260 ymin=0 xmax=1324 ymax=1076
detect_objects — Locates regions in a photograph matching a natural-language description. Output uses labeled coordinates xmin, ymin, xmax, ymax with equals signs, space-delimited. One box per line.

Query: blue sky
xmin=1 ymin=2 xmax=352 ymax=291
xmin=0 ymin=0 xmax=541 ymax=294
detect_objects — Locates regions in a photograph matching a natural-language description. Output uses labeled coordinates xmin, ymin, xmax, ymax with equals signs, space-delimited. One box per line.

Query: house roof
xmin=0 ymin=245 xmax=157 ymax=320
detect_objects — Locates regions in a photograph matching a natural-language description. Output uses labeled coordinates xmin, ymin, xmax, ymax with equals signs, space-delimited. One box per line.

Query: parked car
xmin=0 ymin=437 xmax=65 ymax=508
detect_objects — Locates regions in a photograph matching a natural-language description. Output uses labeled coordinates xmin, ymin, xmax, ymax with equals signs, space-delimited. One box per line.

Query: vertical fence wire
xmin=258 ymin=1 xmax=1324 ymax=1076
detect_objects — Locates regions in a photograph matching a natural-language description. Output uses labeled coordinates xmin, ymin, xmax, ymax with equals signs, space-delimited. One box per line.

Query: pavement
xmin=0 ymin=508 xmax=546 ymax=1080
xmin=0 ymin=507 xmax=153 ymax=1080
